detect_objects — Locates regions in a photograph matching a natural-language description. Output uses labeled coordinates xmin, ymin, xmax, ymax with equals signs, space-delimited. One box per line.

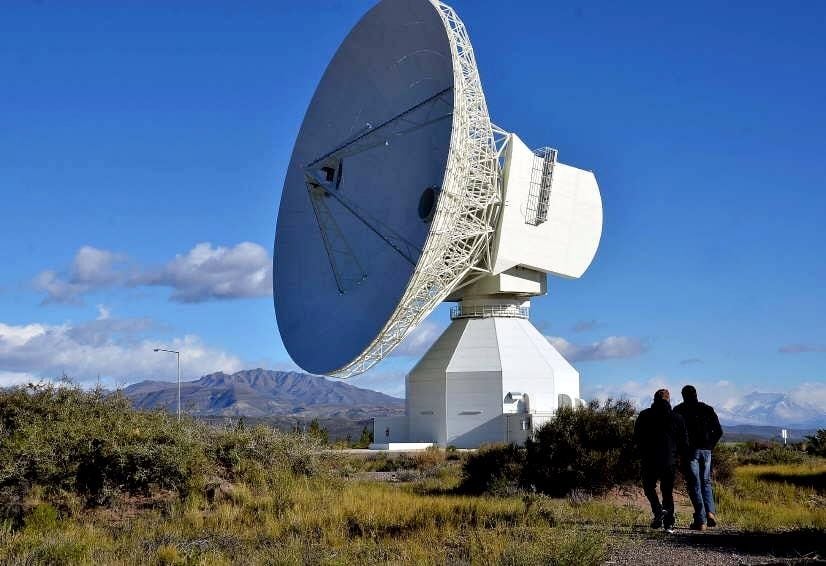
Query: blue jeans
xmin=686 ymin=449 xmax=716 ymax=524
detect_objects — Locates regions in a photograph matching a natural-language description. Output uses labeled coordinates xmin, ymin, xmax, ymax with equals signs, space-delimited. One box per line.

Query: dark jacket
xmin=673 ymin=400 xmax=723 ymax=450
xmin=634 ymin=399 xmax=690 ymax=469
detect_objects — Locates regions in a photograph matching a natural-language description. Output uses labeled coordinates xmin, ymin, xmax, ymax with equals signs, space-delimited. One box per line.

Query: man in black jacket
xmin=674 ymin=384 xmax=723 ymax=530
xmin=634 ymin=389 xmax=690 ymax=531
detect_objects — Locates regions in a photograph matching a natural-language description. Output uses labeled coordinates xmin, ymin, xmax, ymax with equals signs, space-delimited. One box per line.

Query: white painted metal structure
xmin=274 ymin=0 xmax=603 ymax=448
xmin=275 ymin=0 xmax=503 ymax=377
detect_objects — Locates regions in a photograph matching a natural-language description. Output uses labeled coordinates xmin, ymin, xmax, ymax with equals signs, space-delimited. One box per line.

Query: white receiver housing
xmin=492 ymin=133 xmax=603 ymax=281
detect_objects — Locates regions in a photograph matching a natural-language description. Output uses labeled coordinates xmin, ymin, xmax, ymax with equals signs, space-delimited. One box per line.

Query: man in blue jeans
xmin=674 ymin=385 xmax=723 ymax=531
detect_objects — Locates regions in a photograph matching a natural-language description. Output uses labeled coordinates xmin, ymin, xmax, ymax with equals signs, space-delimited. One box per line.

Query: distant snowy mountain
xmin=718 ymin=391 xmax=826 ymax=428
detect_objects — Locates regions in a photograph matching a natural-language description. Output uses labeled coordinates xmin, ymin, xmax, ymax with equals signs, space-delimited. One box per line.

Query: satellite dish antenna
xmin=274 ymin=0 xmax=602 ymax=448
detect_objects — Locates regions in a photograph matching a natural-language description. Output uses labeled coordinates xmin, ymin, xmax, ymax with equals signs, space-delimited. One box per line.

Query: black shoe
xmin=663 ymin=511 xmax=675 ymax=531
xmin=706 ymin=512 xmax=718 ymax=527
xmin=650 ymin=512 xmax=663 ymax=529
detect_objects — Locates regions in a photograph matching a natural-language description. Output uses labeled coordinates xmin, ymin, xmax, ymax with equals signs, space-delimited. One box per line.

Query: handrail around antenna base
xmin=450 ymin=304 xmax=529 ymax=320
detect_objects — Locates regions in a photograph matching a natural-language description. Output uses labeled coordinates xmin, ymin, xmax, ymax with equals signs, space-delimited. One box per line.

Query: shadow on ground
xmin=668 ymin=528 xmax=825 ymax=559
xmin=757 ymin=471 xmax=826 ymax=492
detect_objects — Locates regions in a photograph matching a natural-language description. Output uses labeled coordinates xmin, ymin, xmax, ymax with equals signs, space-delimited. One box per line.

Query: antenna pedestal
xmin=372 ymin=298 xmax=584 ymax=449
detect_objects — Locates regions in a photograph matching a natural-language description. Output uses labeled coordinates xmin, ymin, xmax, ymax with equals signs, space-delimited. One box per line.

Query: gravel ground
xmin=605 ymin=526 xmax=825 ymax=565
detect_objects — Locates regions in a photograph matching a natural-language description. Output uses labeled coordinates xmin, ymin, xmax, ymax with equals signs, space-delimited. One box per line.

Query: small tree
xmin=805 ymin=429 xmax=826 ymax=457
xmin=355 ymin=426 xmax=373 ymax=448
xmin=308 ymin=418 xmax=329 ymax=445
xmin=460 ymin=443 xmax=526 ymax=495
xmin=524 ymin=399 xmax=638 ymax=496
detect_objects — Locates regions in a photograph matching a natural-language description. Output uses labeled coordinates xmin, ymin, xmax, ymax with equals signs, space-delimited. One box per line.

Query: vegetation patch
xmin=0 ymin=384 xmax=823 ymax=564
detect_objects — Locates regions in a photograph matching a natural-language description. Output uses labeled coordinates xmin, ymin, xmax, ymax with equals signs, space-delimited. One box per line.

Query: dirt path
xmin=605 ymin=527 xmax=825 ymax=565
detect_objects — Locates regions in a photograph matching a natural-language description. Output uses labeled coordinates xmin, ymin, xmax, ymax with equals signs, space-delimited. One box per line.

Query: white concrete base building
xmin=373 ymin=303 xmax=584 ymax=449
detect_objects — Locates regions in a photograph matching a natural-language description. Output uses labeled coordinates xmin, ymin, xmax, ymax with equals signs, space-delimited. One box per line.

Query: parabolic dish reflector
xmin=274 ymin=0 xmax=500 ymax=377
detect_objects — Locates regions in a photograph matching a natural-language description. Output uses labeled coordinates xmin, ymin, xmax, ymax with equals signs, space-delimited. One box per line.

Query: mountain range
xmin=123 ymin=368 xmax=404 ymax=420
xmin=123 ymin=369 xmax=824 ymax=435
xmin=717 ymin=391 xmax=826 ymax=428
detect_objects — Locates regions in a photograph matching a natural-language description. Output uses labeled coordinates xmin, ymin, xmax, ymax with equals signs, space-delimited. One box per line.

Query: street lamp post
xmin=153 ymin=348 xmax=181 ymax=421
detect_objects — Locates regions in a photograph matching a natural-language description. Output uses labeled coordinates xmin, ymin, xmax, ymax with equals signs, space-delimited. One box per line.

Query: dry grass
xmin=1 ymin=455 xmax=824 ymax=564
xmin=716 ymin=460 xmax=826 ymax=531
xmin=0 ymin=471 xmax=606 ymax=565
xmin=0 ymin=386 xmax=822 ymax=564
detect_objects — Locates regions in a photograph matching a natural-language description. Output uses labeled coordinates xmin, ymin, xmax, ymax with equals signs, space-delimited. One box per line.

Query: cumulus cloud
xmin=546 ymin=335 xmax=647 ymax=362
xmin=0 ymin=371 xmax=39 ymax=387
xmin=786 ymin=381 xmax=826 ymax=413
xmin=33 ymin=242 xmax=273 ymax=304
xmin=583 ymin=377 xmax=826 ymax=426
xmin=584 ymin=377 xmax=741 ymax=410
xmin=33 ymin=246 xmax=127 ymax=304
xmin=0 ymin=318 xmax=243 ymax=386
xmin=135 ymin=242 xmax=272 ymax=303
xmin=96 ymin=304 xmax=111 ymax=320
xmin=778 ymin=343 xmax=826 ymax=354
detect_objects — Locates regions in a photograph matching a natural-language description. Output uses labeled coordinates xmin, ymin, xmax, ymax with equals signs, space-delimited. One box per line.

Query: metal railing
xmin=450 ymin=303 xmax=530 ymax=320
xmin=525 ymin=147 xmax=557 ymax=226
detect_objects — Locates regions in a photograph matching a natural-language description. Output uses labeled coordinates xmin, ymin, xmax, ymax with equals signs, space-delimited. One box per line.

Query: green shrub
xmin=460 ymin=443 xmax=526 ymax=496
xmin=524 ymin=399 xmax=638 ymax=496
xmin=0 ymin=384 xmax=210 ymax=504
xmin=0 ymin=382 xmax=321 ymax=518
xmin=805 ymin=429 xmax=826 ymax=457
xmin=211 ymin=421 xmax=320 ymax=481
xmin=710 ymin=444 xmax=736 ymax=484
xmin=354 ymin=425 xmax=373 ymax=449
xmin=308 ymin=418 xmax=329 ymax=445
xmin=736 ymin=441 xmax=808 ymax=466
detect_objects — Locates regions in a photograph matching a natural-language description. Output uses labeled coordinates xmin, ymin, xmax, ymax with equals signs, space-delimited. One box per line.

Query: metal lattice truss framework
xmin=330 ymin=0 xmax=503 ymax=377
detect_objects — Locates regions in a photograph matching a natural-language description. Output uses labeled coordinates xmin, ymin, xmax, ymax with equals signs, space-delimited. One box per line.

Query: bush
xmin=0 ymin=383 xmax=209 ymax=506
xmin=524 ymin=399 xmax=638 ymax=496
xmin=354 ymin=426 xmax=373 ymax=449
xmin=0 ymin=382 xmax=321 ymax=521
xmin=735 ymin=441 xmax=808 ymax=466
xmin=459 ymin=443 xmax=525 ymax=496
xmin=211 ymin=421 xmax=320 ymax=482
xmin=710 ymin=444 xmax=736 ymax=484
xmin=805 ymin=429 xmax=826 ymax=457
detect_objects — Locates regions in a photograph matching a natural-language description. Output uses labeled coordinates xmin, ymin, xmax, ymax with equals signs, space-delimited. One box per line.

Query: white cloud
xmin=0 ymin=371 xmax=39 ymax=387
xmin=585 ymin=376 xmax=748 ymax=409
xmin=33 ymin=246 xmax=127 ymax=304
xmin=33 ymin=242 xmax=273 ymax=305
xmin=71 ymin=246 xmax=125 ymax=285
xmin=583 ymin=377 xmax=826 ymax=426
xmin=786 ymin=381 xmax=826 ymax=413
xmin=547 ymin=335 xmax=647 ymax=362
xmin=96 ymin=304 xmax=111 ymax=320
xmin=0 ymin=318 xmax=243 ymax=386
xmin=136 ymin=242 xmax=272 ymax=303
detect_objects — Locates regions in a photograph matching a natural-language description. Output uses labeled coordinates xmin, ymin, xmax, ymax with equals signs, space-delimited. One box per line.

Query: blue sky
xmin=1 ymin=1 xmax=824 ymax=413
